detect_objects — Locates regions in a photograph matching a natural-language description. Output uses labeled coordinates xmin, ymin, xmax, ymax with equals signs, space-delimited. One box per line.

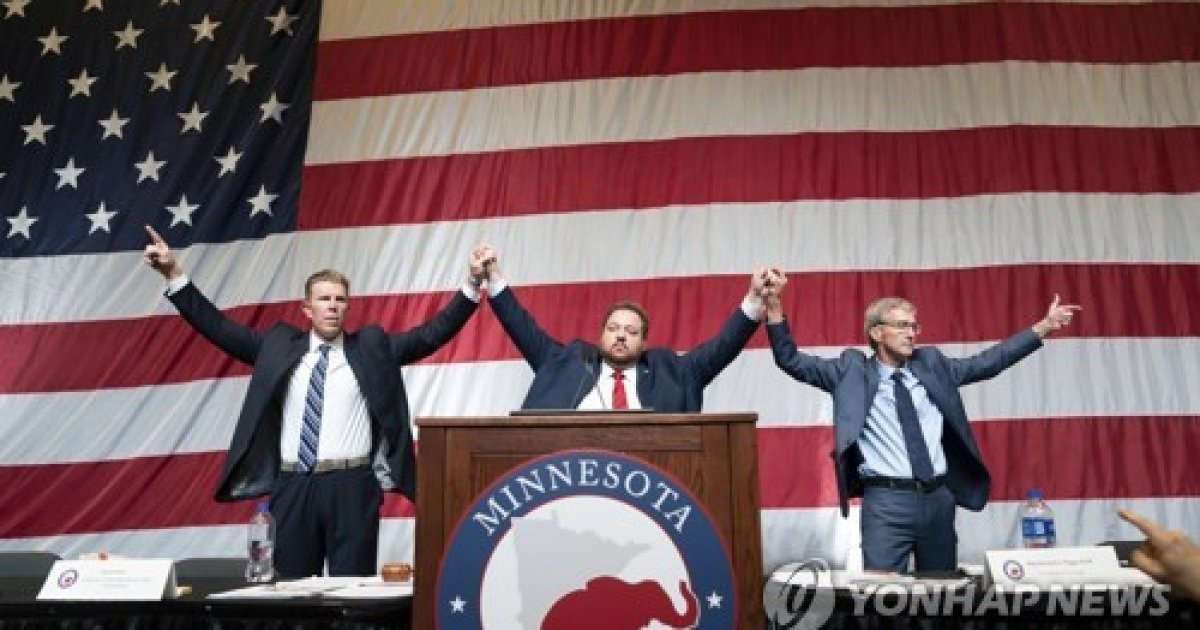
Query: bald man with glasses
xmin=763 ymin=271 xmax=1080 ymax=573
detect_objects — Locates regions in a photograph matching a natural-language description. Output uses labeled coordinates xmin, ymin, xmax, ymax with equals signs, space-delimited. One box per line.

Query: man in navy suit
xmin=143 ymin=227 xmax=486 ymax=577
xmin=474 ymin=245 xmax=771 ymax=412
xmin=763 ymin=269 xmax=1080 ymax=572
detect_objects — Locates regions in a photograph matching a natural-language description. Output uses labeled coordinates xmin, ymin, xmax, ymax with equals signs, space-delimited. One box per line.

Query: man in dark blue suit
xmin=143 ymin=227 xmax=485 ymax=577
xmin=474 ymin=245 xmax=770 ymax=412
xmin=763 ymin=269 xmax=1080 ymax=572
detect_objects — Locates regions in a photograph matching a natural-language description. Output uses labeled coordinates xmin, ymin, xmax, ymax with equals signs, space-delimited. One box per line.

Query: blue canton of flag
xmin=0 ymin=0 xmax=316 ymax=258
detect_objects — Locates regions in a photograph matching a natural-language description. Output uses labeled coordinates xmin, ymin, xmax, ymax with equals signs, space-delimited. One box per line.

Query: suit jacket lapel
xmin=276 ymin=332 xmax=309 ymax=379
xmin=342 ymin=332 xmax=368 ymax=394
xmin=907 ymin=361 xmax=949 ymax=420
xmin=628 ymin=355 xmax=648 ymax=410
xmin=864 ymin=356 xmax=881 ymax=424
xmin=907 ymin=360 xmax=970 ymax=439
xmin=636 ymin=360 xmax=652 ymax=407
xmin=574 ymin=345 xmax=603 ymax=407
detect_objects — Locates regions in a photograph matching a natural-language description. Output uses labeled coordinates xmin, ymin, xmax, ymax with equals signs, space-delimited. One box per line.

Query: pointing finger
xmin=1119 ymin=509 xmax=1167 ymax=544
xmin=144 ymin=224 xmax=165 ymax=247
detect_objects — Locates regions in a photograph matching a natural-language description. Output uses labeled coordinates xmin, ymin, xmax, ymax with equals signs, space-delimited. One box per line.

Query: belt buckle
xmin=314 ymin=459 xmax=345 ymax=474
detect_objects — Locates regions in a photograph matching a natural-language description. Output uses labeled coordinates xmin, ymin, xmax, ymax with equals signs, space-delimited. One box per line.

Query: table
xmin=0 ymin=577 xmax=411 ymax=629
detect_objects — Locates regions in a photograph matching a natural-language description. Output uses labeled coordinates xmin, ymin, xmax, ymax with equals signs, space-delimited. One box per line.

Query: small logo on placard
xmin=57 ymin=569 xmax=79 ymax=589
xmin=437 ymin=449 xmax=737 ymax=628
xmin=1003 ymin=559 xmax=1026 ymax=581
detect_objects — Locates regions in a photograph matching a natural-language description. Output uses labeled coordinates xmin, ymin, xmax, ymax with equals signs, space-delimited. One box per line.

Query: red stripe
xmin=757 ymin=416 xmax=1200 ymax=509
xmin=0 ymin=451 xmax=415 ymax=538
xmin=298 ymin=127 xmax=1200 ymax=230
xmin=3 ymin=416 xmax=1194 ymax=537
xmin=314 ymin=4 xmax=1200 ymax=99
xmin=3 ymin=264 xmax=1199 ymax=394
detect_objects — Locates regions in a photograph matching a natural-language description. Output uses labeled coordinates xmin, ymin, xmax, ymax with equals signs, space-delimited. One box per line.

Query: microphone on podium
xmin=573 ymin=345 xmax=608 ymax=410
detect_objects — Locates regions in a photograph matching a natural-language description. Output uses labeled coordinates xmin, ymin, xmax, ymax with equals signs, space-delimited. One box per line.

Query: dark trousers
xmin=270 ymin=466 xmax=382 ymax=578
xmin=860 ymin=484 xmax=957 ymax=573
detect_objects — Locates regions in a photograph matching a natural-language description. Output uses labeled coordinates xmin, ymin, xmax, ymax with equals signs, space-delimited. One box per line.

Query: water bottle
xmin=245 ymin=501 xmax=275 ymax=582
xmin=1019 ymin=489 xmax=1057 ymax=548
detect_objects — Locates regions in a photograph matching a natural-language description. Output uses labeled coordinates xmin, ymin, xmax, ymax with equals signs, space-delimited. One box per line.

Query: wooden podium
xmin=413 ymin=412 xmax=764 ymax=628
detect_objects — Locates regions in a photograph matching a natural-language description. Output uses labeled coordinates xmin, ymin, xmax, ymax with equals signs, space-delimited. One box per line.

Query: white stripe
xmin=3 ymin=498 xmax=1195 ymax=582
xmin=6 ymin=192 xmax=1199 ymax=325
xmin=957 ymin=496 xmax=1200 ymax=564
xmin=4 ymin=339 xmax=1198 ymax=465
xmin=319 ymin=0 xmax=1186 ymax=41
xmin=761 ymin=496 xmax=1200 ymax=571
xmin=0 ymin=378 xmax=247 ymax=465
xmin=306 ymin=63 xmax=1200 ymax=164
xmin=2 ymin=234 xmax=298 ymax=326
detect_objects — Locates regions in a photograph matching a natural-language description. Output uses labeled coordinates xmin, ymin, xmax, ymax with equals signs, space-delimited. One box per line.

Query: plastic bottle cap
xmin=1026 ymin=489 xmax=1043 ymax=500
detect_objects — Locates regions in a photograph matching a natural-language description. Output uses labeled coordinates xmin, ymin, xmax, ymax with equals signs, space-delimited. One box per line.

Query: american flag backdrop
xmin=2 ymin=0 xmax=1199 ymax=576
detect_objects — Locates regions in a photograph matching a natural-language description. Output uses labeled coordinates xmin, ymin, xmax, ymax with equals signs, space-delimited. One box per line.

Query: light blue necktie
xmin=297 ymin=344 xmax=331 ymax=473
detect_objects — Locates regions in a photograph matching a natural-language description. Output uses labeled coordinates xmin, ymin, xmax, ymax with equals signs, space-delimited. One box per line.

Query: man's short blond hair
xmin=304 ymin=269 xmax=350 ymax=299
xmin=863 ymin=297 xmax=915 ymax=350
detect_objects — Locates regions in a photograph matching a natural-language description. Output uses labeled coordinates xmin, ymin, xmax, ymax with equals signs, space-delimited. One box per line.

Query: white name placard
xmin=37 ymin=559 xmax=178 ymax=601
xmin=985 ymin=546 xmax=1123 ymax=587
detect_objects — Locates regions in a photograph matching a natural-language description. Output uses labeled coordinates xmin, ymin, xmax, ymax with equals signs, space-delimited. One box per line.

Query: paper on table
xmin=207 ymin=576 xmax=412 ymax=599
xmin=845 ymin=572 xmax=974 ymax=590
xmin=325 ymin=582 xmax=413 ymax=598
xmin=770 ymin=569 xmax=973 ymax=590
xmin=207 ymin=584 xmax=317 ymax=599
xmin=274 ymin=576 xmax=370 ymax=590
xmin=1014 ymin=567 xmax=1158 ymax=588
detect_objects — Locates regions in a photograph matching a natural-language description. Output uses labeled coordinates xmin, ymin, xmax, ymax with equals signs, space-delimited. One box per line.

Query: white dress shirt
xmin=280 ymin=333 xmax=372 ymax=463
xmin=858 ymin=364 xmax=947 ymax=479
xmin=577 ymin=362 xmax=643 ymax=410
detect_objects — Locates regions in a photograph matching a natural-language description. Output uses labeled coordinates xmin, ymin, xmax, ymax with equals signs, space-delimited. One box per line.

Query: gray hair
xmin=863 ymin=297 xmax=915 ymax=350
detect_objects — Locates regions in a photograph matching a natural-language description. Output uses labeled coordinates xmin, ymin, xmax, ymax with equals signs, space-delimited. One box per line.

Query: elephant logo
xmin=542 ymin=577 xmax=699 ymax=629
xmin=437 ymin=449 xmax=737 ymax=628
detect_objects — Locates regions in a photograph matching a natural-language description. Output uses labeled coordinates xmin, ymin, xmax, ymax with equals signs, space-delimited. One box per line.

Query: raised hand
xmin=1034 ymin=294 xmax=1082 ymax=337
xmin=749 ymin=267 xmax=771 ymax=300
xmin=470 ymin=243 xmax=499 ymax=284
xmin=765 ymin=268 xmax=787 ymax=297
xmin=143 ymin=225 xmax=182 ymax=279
xmin=1119 ymin=509 xmax=1200 ymax=601
xmin=748 ymin=267 xmax=788 ymax=320
xmin=762 ymin=269 xmax=788 ymax=323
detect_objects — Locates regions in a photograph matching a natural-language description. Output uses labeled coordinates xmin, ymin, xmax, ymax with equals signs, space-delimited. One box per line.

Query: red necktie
xmin=612 ymin=370 xmax=628 ymax=410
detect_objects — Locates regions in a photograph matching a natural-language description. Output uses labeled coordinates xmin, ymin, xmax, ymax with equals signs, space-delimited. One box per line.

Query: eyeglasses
xmin=879 ymin=320 xmax=922 ymax=334
xmin=604 ymin=323 xmax=644 ymax=337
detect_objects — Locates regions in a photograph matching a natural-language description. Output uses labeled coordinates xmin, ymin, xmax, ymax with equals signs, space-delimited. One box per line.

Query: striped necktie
xmin=297 ymin=344 xmax=331 ymax=473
